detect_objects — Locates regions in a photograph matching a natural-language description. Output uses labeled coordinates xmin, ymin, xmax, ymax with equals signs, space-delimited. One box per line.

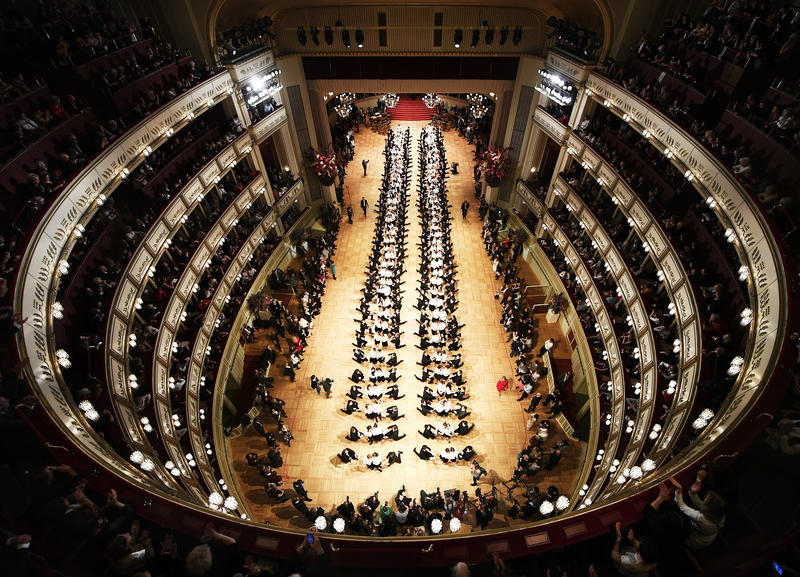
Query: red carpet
xmin=388 ymin=97 xmax=434 ymax=121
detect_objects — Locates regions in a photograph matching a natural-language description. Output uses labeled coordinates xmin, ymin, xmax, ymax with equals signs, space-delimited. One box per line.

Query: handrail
xmin=185 ymin=213 xmax=279 ymax=508
xmin=540 ymin=213 xmax=625 ymax=507
xmin=147 ymin=176 xmax=266 ymax=499
xmin=557 ymin=134 xmax=705 ymax=474
xmin=552 ymin=181 xmax=661 ymax=498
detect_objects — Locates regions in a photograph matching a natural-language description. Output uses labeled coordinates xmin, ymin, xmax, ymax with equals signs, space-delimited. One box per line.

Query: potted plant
xmin=478 ymin=146 xmax=512 ymax=187
xmin=247 ymin=289 xmax=268 ymax=314
xmin=549 ymin=293 xmax=568 ymax=314
xmin=308 ymin=148 xmax=339 ymax=186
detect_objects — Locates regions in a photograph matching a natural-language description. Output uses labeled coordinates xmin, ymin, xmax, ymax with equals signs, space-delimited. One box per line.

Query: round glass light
xmin=333 ymin=517 xmax=346 ymax=533
xmin=314 ymin=516 xmax=327 ymax=531
xmin=430 ymin=518 xmax=442 ymax=534
xmin=208 ymin=492 xmax=224 ymax=506
xmin=449 ymin=517 xmax=462 ymax=532
xmin=556 ymin=496 xmax=570 ymax=511
xmin=539 ymin=501 xmax=554 ymax=515
xmin=224 ymin=496 xmax=238 ymax=511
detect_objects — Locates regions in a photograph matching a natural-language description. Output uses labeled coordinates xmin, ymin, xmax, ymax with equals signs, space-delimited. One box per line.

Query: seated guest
xmin=459 ymin=445 xmax=476 ymax=461
xmin=453 ymin=402 xmax=470 ymax=419
xmin=419 ymin=424 xmax=437 ymax=439
xmin=386 ymin=424 xmax=406 ymax=441
xmin=387 ymin=352 xmax=402 ymax=366
xmin=353 ymin=348 xmax=367 ymax=363
xmin=366 ymin=424 xmax=384 ymax=444
xmin=339 ymin=447 xmax=358 ymax=463
xmin=416 ymin=367 xmax=433 ymax=382
xmin=455 ymin=420 xmax=474 ymax=436
xmin=418 ymin=386 xmax=435 ymax=401
xmin=365 ymin=402 xmax=384 ymax=420
xmin=346 ymin=426 xmax=364 ymax=442
xmin=387 ymin=405 xmax=404 ymax=420
xmin=386 ymin=384 xmax=404 ymax=399
xmin=437 ymin=421 xmax=454 ymax=438
xmin=418 ymin=400 xmax=434 ymax=416
xmin=439 ymin=446 xmax=458 ymax=463
xmin=387 ymin=451 xmax=403 ymax=466
xmin=414 ymin=445 xmax=435 ymax=460
xmin=341 ymin=399 xmax=361 ymax=415
xmin=350 ymin=368 xmax=365 ymax=383
xmin=365 ymin=452 xmax=383 ymax=471
xmin=347 ymin=385 xmax=363 ymax=400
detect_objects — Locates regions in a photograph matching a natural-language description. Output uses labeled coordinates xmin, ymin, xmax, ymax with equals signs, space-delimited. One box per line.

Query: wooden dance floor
xmin=226 ymin=122 xmax=586 ymax=532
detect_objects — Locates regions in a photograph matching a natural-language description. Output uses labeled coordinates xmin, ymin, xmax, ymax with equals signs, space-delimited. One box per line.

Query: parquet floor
xmin=226 ymin=122 xmax=586 ymax=532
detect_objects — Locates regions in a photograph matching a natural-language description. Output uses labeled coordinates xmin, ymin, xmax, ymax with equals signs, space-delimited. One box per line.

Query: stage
xmin=226 ymin=122 xmax=585 ymax=532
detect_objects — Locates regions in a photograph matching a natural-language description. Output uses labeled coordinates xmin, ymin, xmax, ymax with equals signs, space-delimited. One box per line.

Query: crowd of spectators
xmin=0 ymin=1 xmax=224 ymax=288
xmin=574 ymin=112 xmax=749 ymax=380
xmin=215 ymin=17 xmax=275 ymax=62
xmin=600 ymin=2 xmax=799 ymax=240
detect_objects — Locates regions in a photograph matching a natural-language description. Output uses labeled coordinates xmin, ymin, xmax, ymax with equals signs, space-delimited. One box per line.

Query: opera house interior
xmin=1 ymin=0 xmax=799 ymax=575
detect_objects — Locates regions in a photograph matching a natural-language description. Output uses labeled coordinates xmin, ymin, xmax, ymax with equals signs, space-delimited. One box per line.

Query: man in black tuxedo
xmin=461 ymin=200 xmax=470 ymax=219
xmin=360 ymin=196 xmax=369 ymax=218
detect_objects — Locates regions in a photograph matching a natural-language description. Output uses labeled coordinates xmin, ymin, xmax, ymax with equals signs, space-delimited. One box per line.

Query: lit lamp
xmin=422 ymin=93 xmax=440 ymax=109
xmin=314 ymin=516 xmax=328 ymax=531
xmin=430 ymin=518 xmax=443 ymax=534
xmin=555 ymin=496 xmax=570 ymax=511
xmin=383 ymin=93 xmax=399 ymax=109
xmin=223 ymin=496 xmax=238 ymax=511
xmin=208 ymin=492 xmax=223 ymax=509
xmin=739 ymin=308 xmax=752 ymax=326
xmin=727 ymin=356 xmax=745 ymax=376
xmin=449 ymin=517 xmax=462 ymax=533
xmin=539 ymin=501 xmax=554 ymax=515
xmin=55 ymin=349 xmax=71 ymax=369
xmin=333 ymin=517 xmax=346 ymax=533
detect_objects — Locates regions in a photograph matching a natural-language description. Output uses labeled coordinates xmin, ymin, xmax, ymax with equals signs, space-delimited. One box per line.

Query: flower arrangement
xmin=309 ymin=148 xmax=339 ymax=185
xmin=478 ymin=146 xmax=512 ymax=186
xmin=549 ymin=293 xmax=568 ymax=315
xmin=247 ymin=289 xmax=269 ymax=313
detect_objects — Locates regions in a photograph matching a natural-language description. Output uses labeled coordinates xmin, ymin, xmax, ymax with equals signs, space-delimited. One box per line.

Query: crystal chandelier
xmin=334 ymin=92 xmax=356 ymax=118
xmin=422 ymin=93 xmax=440 ymax=109
xmin=335 ymin=102 xmax=352 ymax=118
xmin=466 ymin=93 xmax=483 ymax=106
xmin=383 ymin=93 xmax=399 ymax=108
xmin=471 ymin=101 xmax=489 ymax=119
